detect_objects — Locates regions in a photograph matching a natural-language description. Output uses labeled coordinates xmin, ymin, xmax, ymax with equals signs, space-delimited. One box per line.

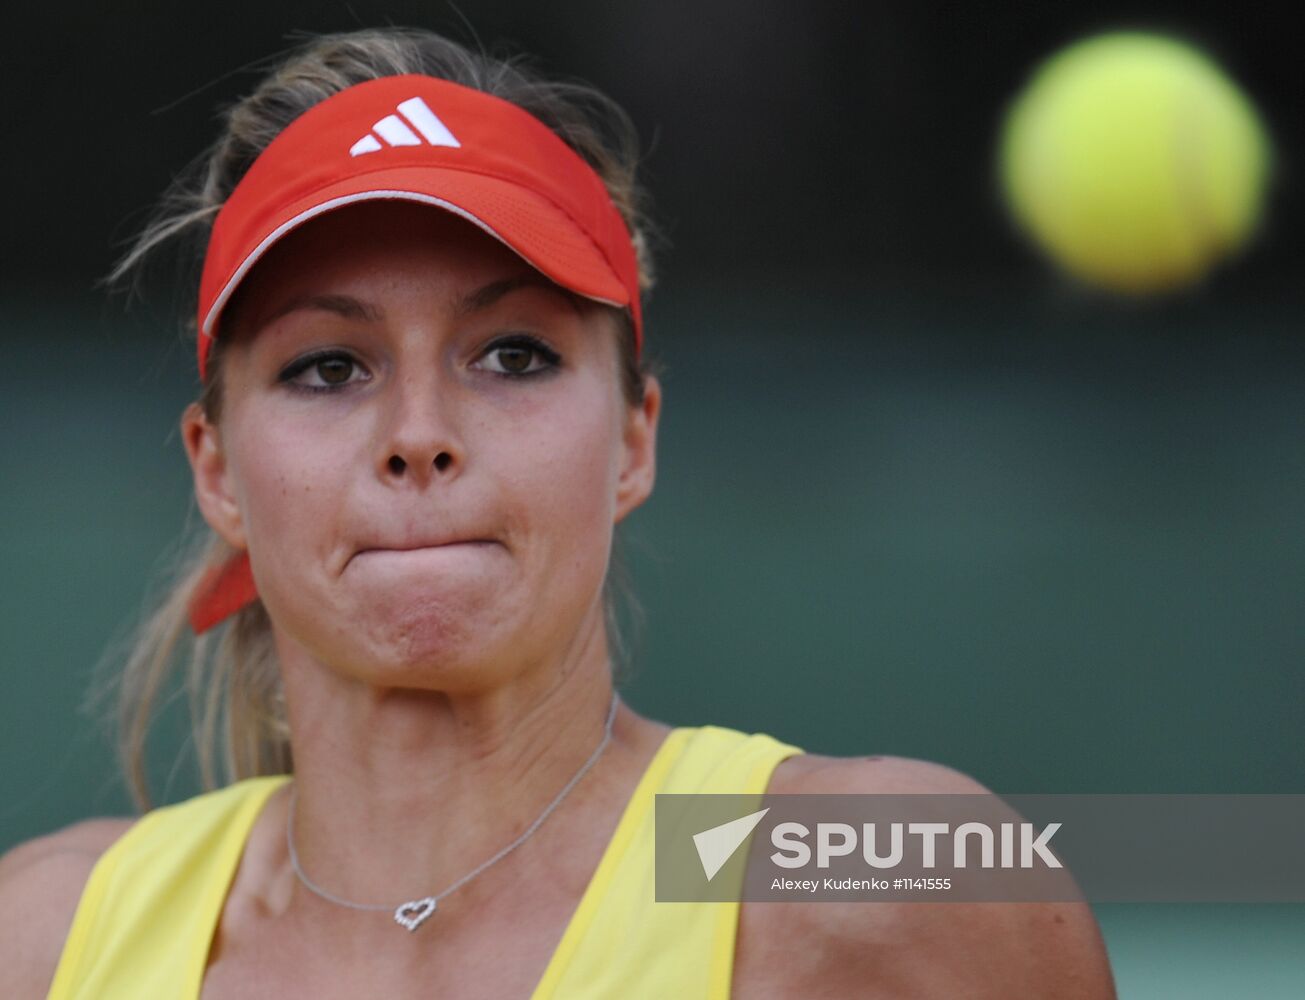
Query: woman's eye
xmin=476 ymin=336 xmax=562 ymax=377
xmin=279 ymin=351 xmax=369 ymax=392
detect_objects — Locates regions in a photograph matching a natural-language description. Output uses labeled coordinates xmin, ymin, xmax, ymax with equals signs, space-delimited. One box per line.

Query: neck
xmin=270 ymin=605 xmax=632 ymax=914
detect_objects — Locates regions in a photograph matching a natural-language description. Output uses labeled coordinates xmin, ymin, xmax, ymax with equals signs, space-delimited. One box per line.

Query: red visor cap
xmin=197 ymin=74 xmax=642 ymax=381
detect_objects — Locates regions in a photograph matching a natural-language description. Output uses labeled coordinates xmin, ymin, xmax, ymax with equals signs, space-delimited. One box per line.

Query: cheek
xmin=224 ymin=404 xmax=351 ymax=566
xmin=505 ymin=388 xmax=623 ymax=575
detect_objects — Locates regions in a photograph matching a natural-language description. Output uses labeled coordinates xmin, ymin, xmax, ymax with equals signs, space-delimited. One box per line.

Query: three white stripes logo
xmin=349 ymin=97 xmax=461 ymax=157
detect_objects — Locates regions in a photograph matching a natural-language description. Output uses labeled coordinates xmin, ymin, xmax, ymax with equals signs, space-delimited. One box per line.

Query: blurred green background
xmin=3 ymin=1 xmax=1303 ymax=996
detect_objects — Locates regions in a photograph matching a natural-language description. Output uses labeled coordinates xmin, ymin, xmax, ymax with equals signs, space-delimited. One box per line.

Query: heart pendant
xmin=394 ymin=896 xmax=437 ymax=932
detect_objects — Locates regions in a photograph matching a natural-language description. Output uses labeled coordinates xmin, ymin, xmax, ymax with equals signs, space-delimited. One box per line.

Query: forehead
xmin=220 ymin=201 xmax=589 ymax=337
xmin=241 ymin=201 xmax=528 ymax=291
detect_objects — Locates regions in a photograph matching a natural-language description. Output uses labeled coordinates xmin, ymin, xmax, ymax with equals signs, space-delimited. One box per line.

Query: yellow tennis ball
xmin=999 ymin=32 xmax=1272 ymax=293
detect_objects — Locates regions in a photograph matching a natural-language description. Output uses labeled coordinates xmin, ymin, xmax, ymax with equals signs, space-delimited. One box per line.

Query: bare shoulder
xmin=0 ymin=817 xmax=136 ymax=999
xmin=734 ymin=754 xmax=1118 ymax=999
xmin=768 ymin=750 xmax=995 ymax=795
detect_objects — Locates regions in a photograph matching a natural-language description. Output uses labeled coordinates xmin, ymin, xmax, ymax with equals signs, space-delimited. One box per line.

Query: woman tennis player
xmin=0 ymin=28 xmax=1115 ymax=998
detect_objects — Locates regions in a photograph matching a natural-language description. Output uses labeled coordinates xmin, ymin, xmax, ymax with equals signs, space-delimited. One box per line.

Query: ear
xmin=614 ymin=374 xmax=661 ymax=524
xmin=181 ymin=402 xmax=247 ymax=549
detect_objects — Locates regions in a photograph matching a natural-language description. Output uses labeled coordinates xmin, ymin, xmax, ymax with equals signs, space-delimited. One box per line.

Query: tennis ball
xmin=999 ymin=32 xmax=1271 ymax=293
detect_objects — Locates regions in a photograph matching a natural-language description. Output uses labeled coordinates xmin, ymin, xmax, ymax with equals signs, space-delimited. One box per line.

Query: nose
xmin=378 ymin=367 xmax=464 ymax=489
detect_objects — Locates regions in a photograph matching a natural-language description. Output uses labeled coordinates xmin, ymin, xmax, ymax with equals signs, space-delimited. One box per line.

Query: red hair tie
xmin=187 ymin=552 xmax=258 ymax=634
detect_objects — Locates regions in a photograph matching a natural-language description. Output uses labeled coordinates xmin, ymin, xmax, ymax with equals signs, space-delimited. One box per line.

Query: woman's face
xmin=183 ymin=202 xmax=659 ymax=691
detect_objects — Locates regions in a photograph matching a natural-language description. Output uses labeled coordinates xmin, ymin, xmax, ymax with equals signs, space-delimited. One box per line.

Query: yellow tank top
xmin=47 ymin=724 xmax=803 ymax=999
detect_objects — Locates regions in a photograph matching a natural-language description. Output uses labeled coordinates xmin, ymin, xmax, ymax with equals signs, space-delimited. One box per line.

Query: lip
xmin=347 ymin=539 xmax=498 ymax=568
xmin=366 ymin=540 xmax=494 ymax=552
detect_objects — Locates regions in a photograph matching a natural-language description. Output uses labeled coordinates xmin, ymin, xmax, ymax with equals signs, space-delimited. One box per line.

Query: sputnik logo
xmin=693 ymin=808 xmax=770 ymax=881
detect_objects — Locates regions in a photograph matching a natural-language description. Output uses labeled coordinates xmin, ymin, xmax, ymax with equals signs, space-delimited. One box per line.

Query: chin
xmin=341 ymin=602 xmax=520 ymax=692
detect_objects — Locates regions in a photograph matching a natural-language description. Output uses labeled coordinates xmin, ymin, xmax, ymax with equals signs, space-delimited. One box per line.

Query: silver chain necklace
xmin=286 ymin=690 xmax=620 ymax=932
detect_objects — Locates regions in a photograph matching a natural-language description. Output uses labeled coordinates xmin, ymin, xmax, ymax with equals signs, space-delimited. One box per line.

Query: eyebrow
xmin=260 ymin=293 xmax=384 ymax=328
xmin=455 ymin=274 xmax=585 ymax=317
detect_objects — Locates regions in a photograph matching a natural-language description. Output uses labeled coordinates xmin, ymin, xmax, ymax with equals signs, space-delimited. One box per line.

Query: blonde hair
xmin=100 ymin=27 xmax=659 ymax=812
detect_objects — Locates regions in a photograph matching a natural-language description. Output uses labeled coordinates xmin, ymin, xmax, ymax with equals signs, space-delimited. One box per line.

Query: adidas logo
xmin=349 ymin=97 xmax=461 ymax=157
